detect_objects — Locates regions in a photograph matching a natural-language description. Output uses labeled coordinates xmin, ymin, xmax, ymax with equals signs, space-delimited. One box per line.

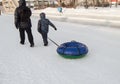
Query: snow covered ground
xmin=32 ymin=7 xmax=120 ymax=28
xmin=0 ymin=14 xmax=120 ymax=84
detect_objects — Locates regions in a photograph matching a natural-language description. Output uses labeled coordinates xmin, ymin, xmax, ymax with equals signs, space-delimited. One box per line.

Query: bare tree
xmin=93 ymin=0 xmax=95 ymax=8
xmin=102 ymin=0 xmax=104 ymax=7
xmin=73 ymin=0 xmax=75 ymax=7
xmin=34 ymin=0 xmax=40 ymax=9
xmin=42 ymin=0 xmax=45 ymax=7
xmin=84 ymin=0 xmax=88 ymax=9
xmin=28 ymin=0 xmax=31 ymax=8
xmin=109 ymin=0 xmax=111 ymax=8
xmin=115 ymin=0 xmax=118 ymax=7
xmin=58 ymin=0 xmax=62 ymax=6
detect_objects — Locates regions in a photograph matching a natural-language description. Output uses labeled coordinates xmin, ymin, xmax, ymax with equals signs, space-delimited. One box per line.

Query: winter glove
xmin=54 ymin=27 xmax=57 ymax=31
xmin=15 ymin=25 xmax=18 ymax=29
xmin=16 ymin=27 xmax=18 ymax=29
xmin=38 ymin=28 xmax=42 ymax=34
xmin=15 ymin=22 xmax=19 ymax=29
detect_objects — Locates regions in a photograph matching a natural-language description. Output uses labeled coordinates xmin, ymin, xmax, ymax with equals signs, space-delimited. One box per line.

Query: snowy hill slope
xmin=0 ymin=15 xmax=120 ymax=84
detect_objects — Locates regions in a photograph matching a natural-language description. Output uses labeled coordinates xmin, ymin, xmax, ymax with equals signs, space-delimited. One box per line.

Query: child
xmin=37 ymin=12 xmax=57 ymax=46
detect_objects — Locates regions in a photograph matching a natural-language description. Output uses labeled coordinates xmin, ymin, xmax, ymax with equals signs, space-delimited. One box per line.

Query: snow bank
xmin=32 ymin=7 xmax=120 ymax=28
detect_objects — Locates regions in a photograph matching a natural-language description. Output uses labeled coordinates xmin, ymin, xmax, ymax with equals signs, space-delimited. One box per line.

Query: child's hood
xmin=40 ymin=13 xmax=46 ymax=19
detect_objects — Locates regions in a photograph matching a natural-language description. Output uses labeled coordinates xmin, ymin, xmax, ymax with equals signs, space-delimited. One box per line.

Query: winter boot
xmin=30 ymin=43 xmax=34 ymax=47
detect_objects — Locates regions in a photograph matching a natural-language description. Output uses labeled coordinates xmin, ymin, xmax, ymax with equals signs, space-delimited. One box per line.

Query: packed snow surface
xmin=0 ymin=15 xmax=120 ymax=84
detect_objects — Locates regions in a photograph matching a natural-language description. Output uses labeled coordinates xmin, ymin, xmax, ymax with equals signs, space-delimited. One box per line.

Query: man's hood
xmin=19 ymin=0 xmax=26 ymax=6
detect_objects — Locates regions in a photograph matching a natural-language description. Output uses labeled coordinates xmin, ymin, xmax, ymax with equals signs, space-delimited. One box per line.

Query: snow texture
xmin=0 ymin=14 xmax=120 ymax=84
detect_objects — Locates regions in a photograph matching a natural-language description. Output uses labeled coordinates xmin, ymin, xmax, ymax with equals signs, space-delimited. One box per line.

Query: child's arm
xmin=37 ymin=20 xmax=42 ymax=33
xmin=48 ymin=20 xmax=57 ymax=30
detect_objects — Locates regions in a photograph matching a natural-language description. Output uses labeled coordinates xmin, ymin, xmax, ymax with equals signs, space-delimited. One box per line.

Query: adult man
xmin=14 ymin=0 xmax=34 ymax=47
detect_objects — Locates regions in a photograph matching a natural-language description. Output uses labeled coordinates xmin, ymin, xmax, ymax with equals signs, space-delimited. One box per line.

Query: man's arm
xmin=27 ymin=7 xmax=32 ymax=17
xmin=14 ymin=8 xmax=19 ymax=29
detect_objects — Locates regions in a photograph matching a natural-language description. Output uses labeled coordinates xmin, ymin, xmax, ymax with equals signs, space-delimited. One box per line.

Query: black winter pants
xmin=19 ymin=28 xmax=34 ymax=44
xmin=41 ymin=32 xmax=48 ymax=45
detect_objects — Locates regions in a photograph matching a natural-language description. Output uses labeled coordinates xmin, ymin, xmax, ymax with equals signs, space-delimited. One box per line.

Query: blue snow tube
xmin=57 ymin=41 xmax=88 ymax=59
